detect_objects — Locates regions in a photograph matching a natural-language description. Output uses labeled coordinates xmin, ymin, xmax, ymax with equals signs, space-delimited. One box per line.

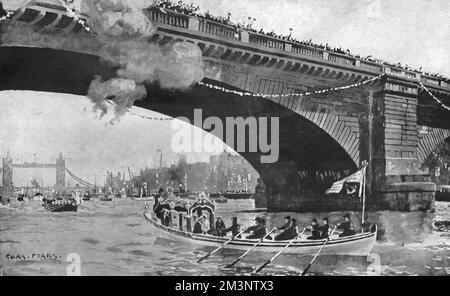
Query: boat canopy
xmin=188 ymin=196 xmax=215 ymax=227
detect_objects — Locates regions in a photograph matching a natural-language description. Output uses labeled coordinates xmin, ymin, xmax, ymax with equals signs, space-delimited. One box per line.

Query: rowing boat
xmin=41 ymin=199 xmax=78 ymax=212
xmin=143 ymin=210 xmax=377 ymax=256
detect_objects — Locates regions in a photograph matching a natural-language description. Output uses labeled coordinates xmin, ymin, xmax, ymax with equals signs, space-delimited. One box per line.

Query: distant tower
xmin=56 ymin=152 xmax=65 ymax=188
xmin=2 ymin=151 xmax=14 ymax=199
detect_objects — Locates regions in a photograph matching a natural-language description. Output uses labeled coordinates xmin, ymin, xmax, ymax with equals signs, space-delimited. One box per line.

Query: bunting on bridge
xmin=198 ymin=74 xmax=384 ymax=99
xmin=418 ymin=81 xmax=450 ymax=112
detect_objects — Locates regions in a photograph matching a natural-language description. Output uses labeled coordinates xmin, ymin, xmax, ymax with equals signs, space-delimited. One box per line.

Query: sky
xmin=0 ymin=91 xmax=231 ymax=186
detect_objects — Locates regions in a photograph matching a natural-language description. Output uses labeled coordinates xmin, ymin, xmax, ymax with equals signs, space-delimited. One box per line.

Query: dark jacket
xmin=246 ymin=225 xmax=267 ymax=239
xmin=153 ymin=194 xmax=162 ymax=212
xmin=214 ymin=220 xmax=226 ymax=236
xmin=275 ymin=224 xmax=298 ymax=241
xmin=337 ymin=221 xmax=356 ymax=237
xmin=162 ymin=215 xmax=170 ymax=227
xmin=307 ymin=224 xmax=321 ymax=240
xmin=318 ymin=225 xmax=330 ymax=238
xmin=224 ymin=223 xmax=241 ymax=237
xmin=193 ymin=221 xmax=203 ymax=234
xmin=278 ymin=222 xmax=291 ymax=231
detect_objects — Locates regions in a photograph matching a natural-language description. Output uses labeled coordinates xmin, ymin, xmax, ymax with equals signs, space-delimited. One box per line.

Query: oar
xmin=197 ymin=228 xmax=247 ymax=263
xmin=301 ymin=226 xmax=337 ymax=276
xmin=253 ymin=229 xmax=306 ymax=273
xmin=225 ymin=227 xmax=276 ymax=268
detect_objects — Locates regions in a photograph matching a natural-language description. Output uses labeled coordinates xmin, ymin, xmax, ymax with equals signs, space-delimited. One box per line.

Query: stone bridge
xmin=1 ymin=2 xmax=449 ymax=212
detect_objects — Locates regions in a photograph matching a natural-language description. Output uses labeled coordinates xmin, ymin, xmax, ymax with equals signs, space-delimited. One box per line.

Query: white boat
xmin=143 ymin=210 xmax=377 ymax=256
xmin=132 ymin=196 xmax=154 ymax=201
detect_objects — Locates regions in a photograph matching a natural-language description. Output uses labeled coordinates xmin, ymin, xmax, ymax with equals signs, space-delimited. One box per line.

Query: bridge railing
xmin=16 ymin=4 xmax=450 ymax=90
xmin=327 ymin=53 xmax=356 ymax=66
xmin=145 ymin=7 xmax=189 ymax=29
xmin=248 ymin=32 xmax=285 ymax=50
xmin=290 ymin=43 xmax=324 ymax=59
xmin=198 ymin=19 xmax=238 ymax=40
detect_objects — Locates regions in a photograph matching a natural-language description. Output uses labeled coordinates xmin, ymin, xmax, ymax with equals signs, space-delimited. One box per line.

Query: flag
xmin=325 ymin=167 xmax=365 ymax=196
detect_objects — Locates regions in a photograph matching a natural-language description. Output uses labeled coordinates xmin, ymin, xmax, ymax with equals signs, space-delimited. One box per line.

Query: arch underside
xmin=0 ymin=46 xmax=357 ymax=195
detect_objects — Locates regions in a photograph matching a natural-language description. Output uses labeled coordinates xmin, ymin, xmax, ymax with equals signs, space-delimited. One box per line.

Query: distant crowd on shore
xmin=153 ymin=0 xmax=448 ymax=81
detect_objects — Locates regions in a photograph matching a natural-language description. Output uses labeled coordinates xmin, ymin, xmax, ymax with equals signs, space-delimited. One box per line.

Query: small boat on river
xmin=143 ymin=195 xmax=376 ymax=256
xmin=41 ymin=198 xmax=78 ymax=212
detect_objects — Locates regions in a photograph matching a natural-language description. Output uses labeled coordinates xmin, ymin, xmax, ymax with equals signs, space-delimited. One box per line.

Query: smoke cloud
xmin=1 ymin=0 xmax=33 ymax=10
xmin=1 ymin=0 xmax=205 ymax=121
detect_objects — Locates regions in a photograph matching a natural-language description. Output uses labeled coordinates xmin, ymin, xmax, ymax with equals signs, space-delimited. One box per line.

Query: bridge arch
xmin=418 ymin=126 xmax=450 ymax=164
xmin=0 ymin=46 xmax=359 ymax=211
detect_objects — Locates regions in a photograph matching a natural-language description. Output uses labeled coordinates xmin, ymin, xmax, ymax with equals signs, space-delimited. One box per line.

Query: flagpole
xmin=361 ymin=164 xmax=367 ymax=225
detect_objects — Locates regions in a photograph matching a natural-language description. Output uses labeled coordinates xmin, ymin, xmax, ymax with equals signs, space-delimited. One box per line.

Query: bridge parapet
xmin=5 ymin=3 xmax=450 ymax=93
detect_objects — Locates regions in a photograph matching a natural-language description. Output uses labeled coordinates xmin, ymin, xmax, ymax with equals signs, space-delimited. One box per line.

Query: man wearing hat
xmin=224 ymin=217 xmax=241 ymax=238
xmin=153 ymin=187 xmax=165 ymax=213
xmin=212 ymin=216 xmax=226 ymax=236
xmin=306 ymin=218 xmax=321 ymax=240
xmin=277 ymin=216 xmax=291 ymax=231
xmin=275 ymin=218 xmax=299 ymax=241
xmin=337 ymin=214 xmax=356 ymax=237
xmin=245 ymin=216 xmax=269 ymax=239
xmin=319 ymin=218 xmax=330 ymax=239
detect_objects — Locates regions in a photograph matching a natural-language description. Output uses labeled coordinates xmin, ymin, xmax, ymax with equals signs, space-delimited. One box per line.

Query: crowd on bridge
xmin=153 ymin=0 xmax=448 ymax=81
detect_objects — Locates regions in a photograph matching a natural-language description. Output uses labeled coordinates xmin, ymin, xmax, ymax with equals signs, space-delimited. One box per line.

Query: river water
xmin=0 ymin=198 xmax=449 ymax=276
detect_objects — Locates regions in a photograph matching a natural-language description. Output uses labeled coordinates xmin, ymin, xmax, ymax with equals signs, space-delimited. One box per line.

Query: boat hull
xmin=143 ymin=212 xmax=376 ymax=256
xmin=42 ymin=202 xmax=78 ymax=212
xmin=132 ymin=197 xmax=154 ymax=201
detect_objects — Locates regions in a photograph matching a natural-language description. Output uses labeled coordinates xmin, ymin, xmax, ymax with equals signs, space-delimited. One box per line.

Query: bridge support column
xmin=262 ymin=161 xmax=360 ymax=212
xmin=369 ymin=77 xmax=435 ymax=212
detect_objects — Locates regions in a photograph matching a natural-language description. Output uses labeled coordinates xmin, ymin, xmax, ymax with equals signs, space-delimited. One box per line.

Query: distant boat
xmin=210 ymin=192 xmax=253 ymax=200
xmin=436 ymin=185 xmax=450 ymax=202
xmin=82 ymin=192 xmax=91 ymax=201
xmin=41 ymin=198 xmax=78 ymax=212
xmin=132 ymin=196 xmax=153 ymax=201
xmin=0 ymin=203 xmax=11 ymax=209
xmin=211 ymin=195 xmax=227 ymax=203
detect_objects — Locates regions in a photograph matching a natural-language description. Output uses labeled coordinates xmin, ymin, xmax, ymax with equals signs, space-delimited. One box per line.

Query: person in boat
xmin=223 ymin=217 xmax=242 ymax=238
xmin=306 ymin=218 xmax=322 ymax=240
xmin=211 ymin=216 xmax=226 ymax=237
xmin=274 ymin=218 xmax=299 ymax=241
xmin=193 ymin=216 xmax=207 ymax=234
xmin=153 ymin=187 xmax=164 ymax=212
xmin=319 ymin=218 xmax=330 ymax=239
xmin=277 ymin=216 xmax=291 ymax=231
xmin=337 ymin=213 xmax=356 ymax=237
xmin=162 ymin=209 xmax=171 ymax=227
xmin=245 ymin=217 xmax=271 ymax=240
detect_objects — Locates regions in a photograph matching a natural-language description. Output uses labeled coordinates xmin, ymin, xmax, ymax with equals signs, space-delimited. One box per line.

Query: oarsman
xmin=274 ymin=218 xmax=299 ymax=241
xmin=337 ymin=214 xmax=356 ymax=237
xmin=306 ymin=218 xmax=321 ymax=240
xmin=223 ymin=217 xmax=241 ymax=238
xmin=245 ymin=217 xmax=270 ymax=239
xmin=277 ymin=216 xmax=291 ymax=231
xmin=319 ymin=218 xmax=330 ymax=239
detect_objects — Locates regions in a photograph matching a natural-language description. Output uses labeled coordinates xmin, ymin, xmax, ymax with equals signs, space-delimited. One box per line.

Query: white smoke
xmin=1 ymin=0 xmax=205 ymax=121
xmin=1 ymin=0 xmax=33 ymax=10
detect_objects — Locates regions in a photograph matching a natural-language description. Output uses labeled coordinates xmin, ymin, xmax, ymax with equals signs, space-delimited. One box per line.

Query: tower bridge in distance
xmin=1 ymin=1 xmax=449 ymax=212
xmin=1 ymin=151 xmax=95 ymax=196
